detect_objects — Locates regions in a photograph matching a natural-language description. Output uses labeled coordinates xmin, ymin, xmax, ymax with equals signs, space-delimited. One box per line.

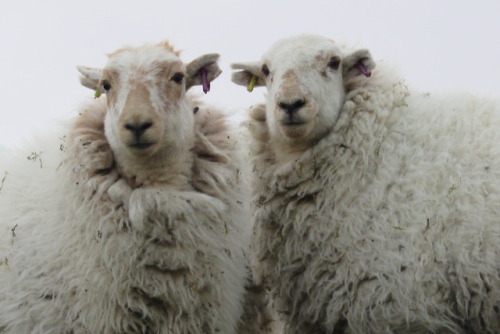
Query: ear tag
xmin=355 ymin=62 xmax=372 ymax=78
xmin=94 ymin=89 xmax=102 ymax=99
xmin=247 ymin=76 xmax=257 ymax=92
xmin=200 ymin=69 xmax=210 ymax=94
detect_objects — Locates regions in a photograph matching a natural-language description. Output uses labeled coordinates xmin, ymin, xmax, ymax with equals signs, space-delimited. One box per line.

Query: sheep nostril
xmin=124 ymin=121 xmax=152 ymax=137
xmin=293 ymin=99 xmax=306 ymax=109
xmin=279 ymin=99 xmax=306 ymax=115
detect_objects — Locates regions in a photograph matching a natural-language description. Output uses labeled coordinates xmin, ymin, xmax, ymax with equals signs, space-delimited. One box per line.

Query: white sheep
xmin=0 ymin=41 xmax=251 ymax=334
xmin=231 ymin=34 xmax=500 ymax=334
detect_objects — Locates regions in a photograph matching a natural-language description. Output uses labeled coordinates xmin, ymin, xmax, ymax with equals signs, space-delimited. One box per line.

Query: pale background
xmin=1 ymin=0 xmax=499 ymax=149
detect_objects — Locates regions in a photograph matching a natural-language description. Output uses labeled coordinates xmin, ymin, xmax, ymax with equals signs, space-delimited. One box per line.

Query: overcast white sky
xmin=0 ymin=0 xmax=499 ymax=149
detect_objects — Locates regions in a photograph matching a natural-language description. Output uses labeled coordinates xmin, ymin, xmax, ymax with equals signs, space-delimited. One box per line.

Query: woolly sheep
xmin=0 ymin=41 xmax=251 ymax=334
xmin=231 ymin=34 xmax=500 ymax=333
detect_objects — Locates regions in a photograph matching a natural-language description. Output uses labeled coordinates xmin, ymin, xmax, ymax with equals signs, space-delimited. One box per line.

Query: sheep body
xmin=238 ymin=35 xmax=500 ymax=333
xmin=0 ymin=43 xmax=250 ymax=334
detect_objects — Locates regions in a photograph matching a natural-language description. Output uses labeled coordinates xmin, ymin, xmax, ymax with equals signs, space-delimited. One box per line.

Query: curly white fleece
xmin=247 ymin=60 xmax=500 ymax=333
xmin=0 ymin=97 xmax=251 ymax=334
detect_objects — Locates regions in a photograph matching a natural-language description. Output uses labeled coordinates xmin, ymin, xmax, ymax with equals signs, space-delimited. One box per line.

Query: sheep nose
xmin=278 ymin=99 xmax=306 ymax=115
xmin=124 ymin=121 xmax=152 ymax=137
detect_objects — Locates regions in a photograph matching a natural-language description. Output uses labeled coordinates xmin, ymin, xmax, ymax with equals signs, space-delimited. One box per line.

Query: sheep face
xmin=264 ymin=36 xmax=346 ymax=145
xmin=102 ymin=46 xmax=190 ymax=159
xmin=232 ymin=34 xmax=375 ymax=149
xmin=78 ymin=42 xmax=221 ymax=160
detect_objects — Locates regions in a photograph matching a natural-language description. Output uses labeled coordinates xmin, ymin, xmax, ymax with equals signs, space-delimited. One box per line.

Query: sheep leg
xmin=126 ymin=187 xmax=229 ymax=275
xmin=127 ymin=188 xmax=227 ymax=232
xmin=120 ymin=188 xmax=235 ymax=331
xmin=106 ymin=178 xmax=133 ymax=209
xmin=127 ymin=189 xmax=229 ymax=288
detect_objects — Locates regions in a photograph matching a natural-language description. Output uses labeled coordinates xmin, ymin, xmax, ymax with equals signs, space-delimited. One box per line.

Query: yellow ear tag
xmin=247 ymin=76 xmax=257 ymax=92
xmin=94 ymin=89 xmax=102 ymax=99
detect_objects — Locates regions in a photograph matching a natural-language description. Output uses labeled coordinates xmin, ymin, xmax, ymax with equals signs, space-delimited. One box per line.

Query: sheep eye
xmin=328 ymin=57 xmax=340 ymax=70
xmin=170 ymin=72 xmax=184 ymax=84
xmin=261 ymin=64 xmax=270 ymax=77
xmin=102 ymin=81 xmax=112 ymax=91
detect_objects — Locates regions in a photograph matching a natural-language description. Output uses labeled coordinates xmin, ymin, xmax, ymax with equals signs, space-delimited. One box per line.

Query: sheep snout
xmin=278 ymin=98 xmax=306 ymax=117
xmin=117 ymin=109 xmax=162 ymax=155
xmin=121 ymin=119 xmax=157 ymax=152
xmin=124 ymin=121 xmax=153 ymax=138
xmin=274 ymin=94 xmax=317 ymax=139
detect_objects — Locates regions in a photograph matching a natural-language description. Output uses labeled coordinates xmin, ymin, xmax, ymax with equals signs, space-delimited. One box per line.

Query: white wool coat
xmin=0 ymin=99 xmax=250 ymax=334
xmin=247 ymin=65 xmax=500 ymax=334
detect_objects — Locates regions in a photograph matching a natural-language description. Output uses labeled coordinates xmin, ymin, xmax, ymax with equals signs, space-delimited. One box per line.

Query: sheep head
xmin=232 ymin=34 xmax=375 ymax=150
xmin=77 ymin=42 xmax=221 ymax=165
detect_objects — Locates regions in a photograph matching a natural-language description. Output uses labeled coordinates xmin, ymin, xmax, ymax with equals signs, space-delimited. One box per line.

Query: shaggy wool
xmin=247 ymin=63 xmax=500 ymax=333
xmin=0 ymin=96 xmax=251 ymax=334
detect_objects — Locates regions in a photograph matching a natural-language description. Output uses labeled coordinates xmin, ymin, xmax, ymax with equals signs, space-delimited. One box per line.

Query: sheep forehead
xmin=264 ymin=34 xmax=341 ymax=70
xmin=105 ymin=45 xmax=184 ymax=82
xmin=103 ymin=46 xmax=187 ymax=117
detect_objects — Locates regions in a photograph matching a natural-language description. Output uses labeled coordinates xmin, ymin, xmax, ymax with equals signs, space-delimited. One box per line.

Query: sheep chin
xmin=125 ymin=142 xmax=158 ymax=157
xmin=279 ymin=121 xmax=314 ymax=139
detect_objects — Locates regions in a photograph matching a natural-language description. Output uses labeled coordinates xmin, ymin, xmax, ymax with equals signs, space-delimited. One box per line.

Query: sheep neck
xmin=114 ymin=141 xmax=194 ymax=190
xmin=269 ymin=130 xmax=327 ymax=165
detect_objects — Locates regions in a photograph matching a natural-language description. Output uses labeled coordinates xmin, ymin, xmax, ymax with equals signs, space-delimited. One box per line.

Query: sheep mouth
xmin=281 ymin=119 xmax=307 ymax=126
xmin=280 ymin=113 xmax=308 ymax=126
xmin=128 ymin=142 xmax=155 ymax=150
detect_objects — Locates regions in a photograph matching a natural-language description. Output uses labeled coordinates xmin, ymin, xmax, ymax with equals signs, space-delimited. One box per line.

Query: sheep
xmin=0 ymin=41 xmax=251 ymax=334
xmin=231 ymin=34 xmax=500 ymax=334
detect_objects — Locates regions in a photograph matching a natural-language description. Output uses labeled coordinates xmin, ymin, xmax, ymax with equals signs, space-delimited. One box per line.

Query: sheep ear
xmin=77 ymin=66 xmax=103 ymax=90
xmin=342 ymin=49 xmax=376 ymax=79
xmin=231 ymin=62 xmax=266 ymax=90
xmin=185 ymin=53 xmax=222 ymax=92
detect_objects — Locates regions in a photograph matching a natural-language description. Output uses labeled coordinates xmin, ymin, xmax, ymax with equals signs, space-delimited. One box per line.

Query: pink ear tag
xmin=200 ymin=69 xmax=210 ymax=94
xmin=355 ymin=62 xmax=372 ymax=78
